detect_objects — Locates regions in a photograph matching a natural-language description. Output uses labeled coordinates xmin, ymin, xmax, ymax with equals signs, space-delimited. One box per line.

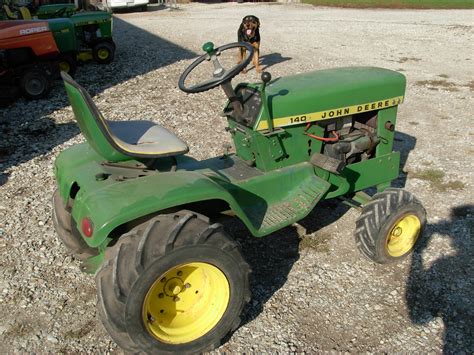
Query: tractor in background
xmin=2 ymin=2 xmax=76 ymax=20
xmin=0 ymin=20 xmax=58 ymax=102
xmin=1 ymin=0 xmax=115 ymax=76
xmin=47 ymin=11 xmax=115 ymax=76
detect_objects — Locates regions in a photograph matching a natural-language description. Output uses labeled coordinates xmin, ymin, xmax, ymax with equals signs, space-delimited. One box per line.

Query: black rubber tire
xmin=92 ymin=41 xmax=115 ymax=64
xmin=354 ymin=188 xmax=426 ymax=264
xmin=96 ymin=210 xmax=250 ymax=354
xmin=19 ymin=69 xmax=51 ymax=100
xmin=52 ymin=189 xmax=97 ymax=260
xmin=58 ymin=54 xmax=77 ymax=77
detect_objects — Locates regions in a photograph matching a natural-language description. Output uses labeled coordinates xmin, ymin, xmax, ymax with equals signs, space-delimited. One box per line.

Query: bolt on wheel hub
xmin=26 ymin=78 xmax=44 ymax=96
xmin=98 ymin=49 xmax=109 ymax=60
xmin=142 ymin=262 xmax=230 ymax=344
xmin=386 ymin=214 xmax=421 ymax=257
xmin=164 ymin=278 xmax=184 ymax=296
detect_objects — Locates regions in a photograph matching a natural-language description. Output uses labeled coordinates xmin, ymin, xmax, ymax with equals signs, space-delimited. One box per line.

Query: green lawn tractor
xmin=46 ymin=11 xmax=115 ymax=76
xmin=33 ymin=3 xmax=77 ymax=19
xmin=2 ymin=2 xmax=76 ymax=20
xmin=52 ymin=41 xmax=426 ymax=353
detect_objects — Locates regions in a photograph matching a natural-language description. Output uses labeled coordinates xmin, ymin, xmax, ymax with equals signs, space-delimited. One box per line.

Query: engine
xmin=312 ymin=112 xmax=380 ymax=174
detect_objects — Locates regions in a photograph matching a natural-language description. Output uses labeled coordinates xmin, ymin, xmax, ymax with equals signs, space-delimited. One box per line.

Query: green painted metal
xmin=80 ymin=253 xmax=104 ymax=274
xmin=54 ymin=64 xmax=408 ymax=269
xmin=45 ymin=11 xmax=113 ymax=59
xmin=36 ymin=4 xmax=76 ymax=19
xmin=69 ymin=12 xmax=113 ymax=38
xmin=55 ymin=141 xmax=331 ymax=247
xmin=47 ymin=18 xmax=77 ymax=53
xmin=256 ymin=67 xmax=405 ymax=130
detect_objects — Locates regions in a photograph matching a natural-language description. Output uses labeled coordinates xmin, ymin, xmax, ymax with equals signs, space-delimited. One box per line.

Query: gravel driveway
xmin=0 ymin=3 xmax=472 ymax=353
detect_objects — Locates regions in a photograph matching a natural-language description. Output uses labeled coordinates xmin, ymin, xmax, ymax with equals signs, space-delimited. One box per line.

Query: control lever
xmin=261 ymin=71 xmax=271 ymax=92
xmin=261 ymin=72 xmax=273 ymax=131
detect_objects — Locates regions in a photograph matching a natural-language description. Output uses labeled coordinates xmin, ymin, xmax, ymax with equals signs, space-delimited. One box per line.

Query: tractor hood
xmin=256 ymin=67 xmax=406 ymax=130
xmin=0 ymin=20 xmax=50 ymax=40
xmin=70 ymin=11 xmax=112 ymax=26
xmin=36 ymin=4 xmax=76 ymax=18
xmin=0 ymin=20 xmax=59 ymax=56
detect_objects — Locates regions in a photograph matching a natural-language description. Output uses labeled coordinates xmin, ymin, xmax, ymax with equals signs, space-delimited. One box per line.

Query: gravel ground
xmin=1 ymin=3 xmax=473 ymax=353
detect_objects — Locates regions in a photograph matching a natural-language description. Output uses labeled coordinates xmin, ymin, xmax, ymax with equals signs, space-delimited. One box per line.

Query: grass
xmin=409 ymin=168 xmax=466 ymax=192
xmin=415 ymin=79 xmax=460 ymax=92
xmin=299 ymin=232 xmax=331 ymax=253
xmin=301 ymin=0 xmax=474 ymax=9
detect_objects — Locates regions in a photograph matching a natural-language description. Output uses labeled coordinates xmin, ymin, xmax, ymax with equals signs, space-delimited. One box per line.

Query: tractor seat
xmin=61 ymin=72 xmax=188 ymax=162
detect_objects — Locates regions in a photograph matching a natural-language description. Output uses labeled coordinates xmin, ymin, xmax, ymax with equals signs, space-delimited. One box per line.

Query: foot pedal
xmin=310 ymin=153 xmax=345 ymax=174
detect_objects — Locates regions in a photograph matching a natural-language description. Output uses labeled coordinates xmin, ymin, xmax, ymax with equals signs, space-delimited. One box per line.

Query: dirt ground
xmin=0 ymin=3 xmax=472 ymax=353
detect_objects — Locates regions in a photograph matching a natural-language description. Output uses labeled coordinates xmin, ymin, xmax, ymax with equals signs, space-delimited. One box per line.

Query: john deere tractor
xmin=52 ymin=41 xmax=426 ymax=353
xmin=2 ymin=3 xmax=76 ymax=20
xmin=47 ymin=11 xmax=115 ymax=76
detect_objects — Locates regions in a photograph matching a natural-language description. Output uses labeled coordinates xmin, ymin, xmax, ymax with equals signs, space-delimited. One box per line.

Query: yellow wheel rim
xmin=142 ymin=262 xmax=230 ymax=344
xmin=97 ymin=48 xmax=109 ymax=60
xmin=386 ymin=214 xmax=421 ymax=257
xmin=59 ymin=61 xmax=70 ymax=73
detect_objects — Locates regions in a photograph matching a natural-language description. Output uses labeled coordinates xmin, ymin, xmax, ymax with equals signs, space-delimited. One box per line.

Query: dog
xmin=237 ymin=15 xmax=262 ymax=73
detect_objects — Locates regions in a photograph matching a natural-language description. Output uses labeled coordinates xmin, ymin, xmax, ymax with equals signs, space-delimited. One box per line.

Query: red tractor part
xmin=0 ymin=20 xmax=59 ymax=56
xmin=0 ymin=20 xmax=59 ymax=102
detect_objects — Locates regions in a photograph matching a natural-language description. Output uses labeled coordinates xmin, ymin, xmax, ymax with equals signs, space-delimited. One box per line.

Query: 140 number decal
xmin=289 ymin=115 xmax=307 ymax=123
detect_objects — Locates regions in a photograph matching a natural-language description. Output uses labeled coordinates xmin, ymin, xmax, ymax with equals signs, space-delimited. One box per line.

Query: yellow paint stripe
xmin=256 ymin=96 xmax=404 ymax=131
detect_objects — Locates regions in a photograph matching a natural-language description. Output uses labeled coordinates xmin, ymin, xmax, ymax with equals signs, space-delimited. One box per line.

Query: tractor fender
xmin=70 ymin=171 xmax=247 ymax=248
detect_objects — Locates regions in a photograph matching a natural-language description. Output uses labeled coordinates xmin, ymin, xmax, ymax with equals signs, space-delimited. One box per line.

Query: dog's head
xmin=240 ymin=15 xmax=260 ymax=39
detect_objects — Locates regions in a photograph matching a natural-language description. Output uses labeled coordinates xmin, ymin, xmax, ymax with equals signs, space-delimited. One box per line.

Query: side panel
xmin=56 ymin=143 xmax=331 ymax=248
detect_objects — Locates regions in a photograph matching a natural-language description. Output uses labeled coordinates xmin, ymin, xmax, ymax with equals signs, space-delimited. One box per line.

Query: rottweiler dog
xmin=237 ymin=15 xmax=262 ymax=73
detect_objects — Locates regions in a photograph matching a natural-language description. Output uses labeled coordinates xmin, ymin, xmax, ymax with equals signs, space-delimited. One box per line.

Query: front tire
xmin=96 ymin=211 xmax=250 ymax=353
xmin=92 ymin=41 xmax=115 ymax=64
xmin=355 ymin=188 xmax=426 ymax=264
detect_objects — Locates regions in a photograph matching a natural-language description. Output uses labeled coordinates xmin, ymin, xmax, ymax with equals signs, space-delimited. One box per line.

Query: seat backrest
xmin=61 ymin=72 xmax=130 ymax=162
xmin=19 ymin=7 xmax=31 ymax=20
xmin=4 ymin=5 xmax=18 ymax=19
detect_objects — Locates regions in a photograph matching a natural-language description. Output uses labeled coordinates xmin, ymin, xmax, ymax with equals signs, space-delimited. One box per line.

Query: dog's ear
xmin=254 ymin=16 xmax=260 ymax=28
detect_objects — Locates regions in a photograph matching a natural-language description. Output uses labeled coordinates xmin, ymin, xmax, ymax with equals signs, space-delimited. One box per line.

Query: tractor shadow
xmin=223 ymin=198 xmax=351 ymax=328
xmin=0 ymin=16 xmax=196 ymax=186
xmin=406 ymin=204 xmax=474 ymax=353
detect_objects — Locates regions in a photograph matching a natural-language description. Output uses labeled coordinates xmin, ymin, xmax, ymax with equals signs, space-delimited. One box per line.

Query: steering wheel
xmin=178 ymin=42 xmax=254 ymax=94
xmin=53 ymin=7 xmax=67 ymax=17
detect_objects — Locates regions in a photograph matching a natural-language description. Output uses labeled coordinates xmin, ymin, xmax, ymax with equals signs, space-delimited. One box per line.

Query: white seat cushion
xmin=107 ymin=120 xmax=188 ymax=157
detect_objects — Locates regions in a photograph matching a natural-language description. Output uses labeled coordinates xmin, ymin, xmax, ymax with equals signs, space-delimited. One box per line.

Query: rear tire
xmin=52 ymin=189 xmax=97 ymax=260
xmin=96 ymin=211 xmax=250 ymax=353
xmin=92 ymin=41 xmax=115 ymax=64
xmin=355 ymin=188 xmax=426 ymax=264
xmin=20 ymin=69 xmax=51 ymax=100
